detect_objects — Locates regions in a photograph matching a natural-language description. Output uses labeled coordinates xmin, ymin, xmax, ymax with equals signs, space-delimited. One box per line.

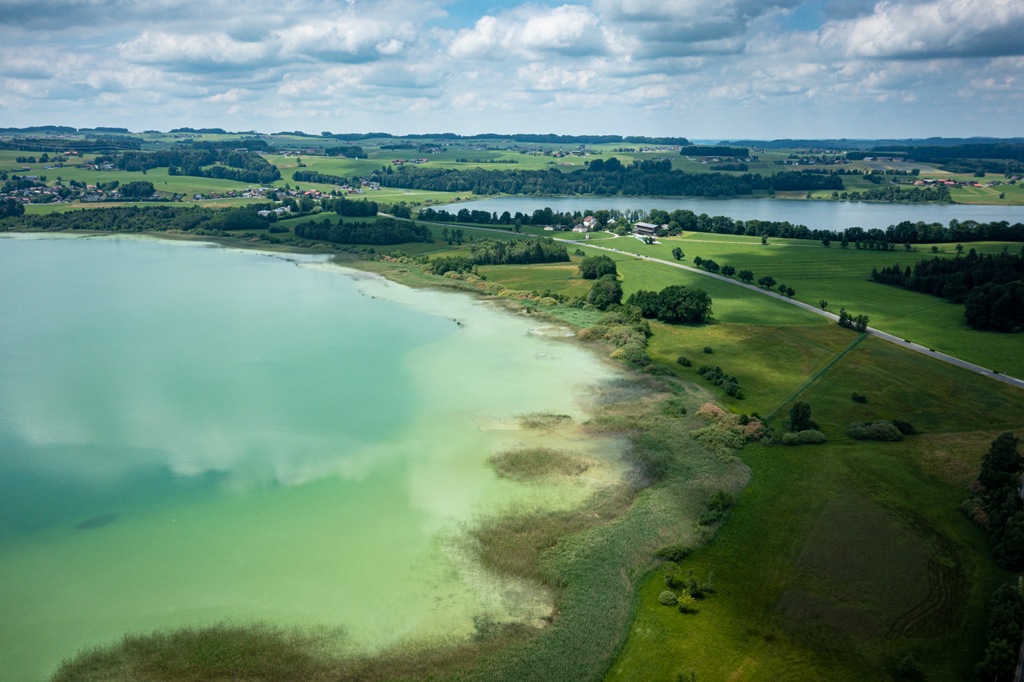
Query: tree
xmin=757 ymin=275 xmax=776 ymax=289
xmin=738 ymin=270 xmax=754 ymax=283
xmin=579 ymin=254 xmax=617 ymax=280
xmin=120 ymin=180 xmax=155 ymax=199
xmin=978 ymin=432 xmax=1022 ymax=493
xmin=587 ymin=274 xmax=623 ymax=310
xmin=657 ymin=285 xmax=712 ymax=324
xmin=789 ymin=401 xmax=814 ymax=432
xmin=976 ymin=639 xmax=1017 ymax=680
xmin=761 ymin=234 xmax=769 ymax=245
xmin=822 ymin=236 xmax=831 ymax=247
xmin=818 ymin=299 xmax=828 ymax=310
xmin=0 ymin=197 xmax=25 ymax=219
xmin=721 ymin=265 xmax=736 ymax=277
xmin=626 ymin=286 xmax=712 ymax=324
xmin=672 ymin=247 xmax=683 ymax=260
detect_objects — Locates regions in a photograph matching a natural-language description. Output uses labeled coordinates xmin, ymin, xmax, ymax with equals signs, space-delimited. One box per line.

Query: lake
xmin=0 ymin=235 xmax=625 ymax=680
xmin=431 ymin=196 xmax=1024 ymax=231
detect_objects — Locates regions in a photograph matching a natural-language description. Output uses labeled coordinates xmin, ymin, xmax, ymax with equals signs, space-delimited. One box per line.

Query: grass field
xmin=582 ymin=233 xmax=1024 ymax=378
xmin=448 ymin=234 xmax=1024 ymax=680
xmin=606 ymin=330 xmax=1024 ymax=682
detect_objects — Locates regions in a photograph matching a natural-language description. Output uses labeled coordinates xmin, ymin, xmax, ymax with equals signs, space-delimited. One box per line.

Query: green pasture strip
xmin=645 ymin=323 xmax=852 ymax=416
xmin=796 ymin=335 xmax=1024 ymax=440
xmin=476 ymin=262 xmax=593 ymax=299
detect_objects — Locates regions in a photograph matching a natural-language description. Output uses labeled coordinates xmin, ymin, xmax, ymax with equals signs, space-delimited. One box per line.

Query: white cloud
xmin=448 ymin=5 xmax=606 ymax=59
xmin=516 ymin=63 xmax=599 ymax=92
xmin=818 ymin=0 xmax=1024 ymax=59
xmin=120 ymin=31 xmax=276 ymax=70
xmin=277 ymin=16 xmax=419 ymax=62
xmin=0 ymin=0 xmax=1019 ymax=138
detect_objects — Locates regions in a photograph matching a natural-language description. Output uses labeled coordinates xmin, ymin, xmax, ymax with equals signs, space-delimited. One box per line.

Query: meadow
xmin=567 ymin=234 xmax=1024 ymax=378
xmin=440 ymin=229 xmax=1021 ymax=681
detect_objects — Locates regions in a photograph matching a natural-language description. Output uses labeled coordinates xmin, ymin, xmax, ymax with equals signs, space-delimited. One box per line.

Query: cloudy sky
xmin=1 ymin=0 xmax=1021 ymax=139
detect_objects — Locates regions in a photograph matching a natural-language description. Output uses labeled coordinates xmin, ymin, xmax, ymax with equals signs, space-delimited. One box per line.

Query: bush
xmin=662 ymin=562 xmax=680 ymax=588
xmin=851 ymin=392 xmax=867 ymax=403
xmin=661 ymin=396 xmax=687 ymax=417
xmin=703 ymin=346 xmax=713 ymax=354
xmin=658 ymin=590 xmax=679 ymax=606
xmin=676 ymin=356 xmax=692 ymax=367
xmin=655 ymin=544 xmax=692 ymax=562
xmin=677 ymin=593 xmax=699 ymax=613
xmin=892 ymin=419 xmax=916 ymax=435
xmin=781 ymin=430 xmax=828 ymax=445
xmin=848 ymin=421 xmax=904 ymax=441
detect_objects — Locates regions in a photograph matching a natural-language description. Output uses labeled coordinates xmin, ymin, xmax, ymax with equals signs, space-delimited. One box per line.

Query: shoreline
xmin=3 ymin=230 xmax=690 ymax=682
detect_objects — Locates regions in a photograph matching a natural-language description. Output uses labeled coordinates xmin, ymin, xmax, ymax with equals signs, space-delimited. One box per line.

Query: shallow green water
xmin=0 ymin=235 xmax=624 ymax=680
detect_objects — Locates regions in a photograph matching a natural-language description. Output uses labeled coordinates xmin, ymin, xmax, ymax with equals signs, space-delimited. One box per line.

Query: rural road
xmin=558 ymin=235 xmax=1024 ymax=391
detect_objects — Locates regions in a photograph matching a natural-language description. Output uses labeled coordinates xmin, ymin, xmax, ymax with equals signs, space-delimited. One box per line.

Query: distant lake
xmin=431 ymin=197 xmax=1024 ymax=231
xmin=0 ymin=235 xmax=624 ymax=680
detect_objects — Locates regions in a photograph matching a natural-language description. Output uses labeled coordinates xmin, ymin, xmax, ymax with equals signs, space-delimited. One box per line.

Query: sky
xmin=1 ymin=0 xmax=1022 ymax=140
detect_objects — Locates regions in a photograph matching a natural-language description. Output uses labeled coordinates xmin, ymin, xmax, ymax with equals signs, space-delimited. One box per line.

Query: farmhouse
xmin=633 ymin=221 xmax=659 ymax=237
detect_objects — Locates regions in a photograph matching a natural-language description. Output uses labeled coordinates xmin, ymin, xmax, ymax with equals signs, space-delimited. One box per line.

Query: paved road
xmin=559 ymin=235 xmax=1024 ymax=391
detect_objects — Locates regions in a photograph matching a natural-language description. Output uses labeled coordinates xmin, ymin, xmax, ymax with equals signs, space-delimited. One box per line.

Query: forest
xmin=871 ymin=250 xmax=1024 ymax=331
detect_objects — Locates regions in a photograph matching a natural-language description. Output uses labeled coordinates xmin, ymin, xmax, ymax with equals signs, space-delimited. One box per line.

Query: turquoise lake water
xmin=0 ymin=235 xmax=624 ymax=680
xmin=432 ymin=196 xmax=1024 ymax=230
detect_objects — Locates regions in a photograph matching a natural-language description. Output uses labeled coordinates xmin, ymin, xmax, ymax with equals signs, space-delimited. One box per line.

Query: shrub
xmin=662 ymin=562 xmax=680 ymax=588
xmin=851 ymin=392 xmax=867 ymax=403
xmin=610 ymin=341 xmax=650 ymax=367
xmin=677 ymin=593 xmax=699 ymax=613
xmin=658 ymin=590 xmax=679 ymax=606
xmin=848 ymin=421 xmax=904 ymax=441
xmin=676 ymin=356 xmax=692 ymax=367
xmin=781 ymin=430 xmax=828 ymax=445
xmin=655 ymin=544 xmax=692 ymax=562
xmin=661 ymin=396 xmax=687 ymax=417
xmin=703 ymin=346 xmax=713 ymax=354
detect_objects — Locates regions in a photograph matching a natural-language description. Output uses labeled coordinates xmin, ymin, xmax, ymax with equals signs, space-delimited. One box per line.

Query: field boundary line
xmin=765 ymin=334 xmax=866 ymax=422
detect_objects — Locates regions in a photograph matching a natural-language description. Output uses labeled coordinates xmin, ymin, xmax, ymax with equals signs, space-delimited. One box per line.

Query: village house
xmin=633 ymin=221 xmax=659 ymax=237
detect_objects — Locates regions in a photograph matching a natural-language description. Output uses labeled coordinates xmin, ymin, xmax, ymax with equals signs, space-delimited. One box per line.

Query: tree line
xmin=679 ymin=146 xmax=749 ymax=157
xmin=429 ymin=237 xmax=568 ymax=275
xmin=375 ymin=158 xmax=845 ymax=198
xmin=871 ymin=250 xmax=1024 ymax=332
xmin=0 ymin=204 xmax=271 ymax=233
xmin=293 ymin=217 xmax=432 ymax=245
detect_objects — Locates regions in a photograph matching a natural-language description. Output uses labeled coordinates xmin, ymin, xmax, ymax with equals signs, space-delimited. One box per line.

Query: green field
xmin=607 ymin=333 xmax=1023 ymax=681
xmin=578 ymin=233 xmax=1024 ymax=378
